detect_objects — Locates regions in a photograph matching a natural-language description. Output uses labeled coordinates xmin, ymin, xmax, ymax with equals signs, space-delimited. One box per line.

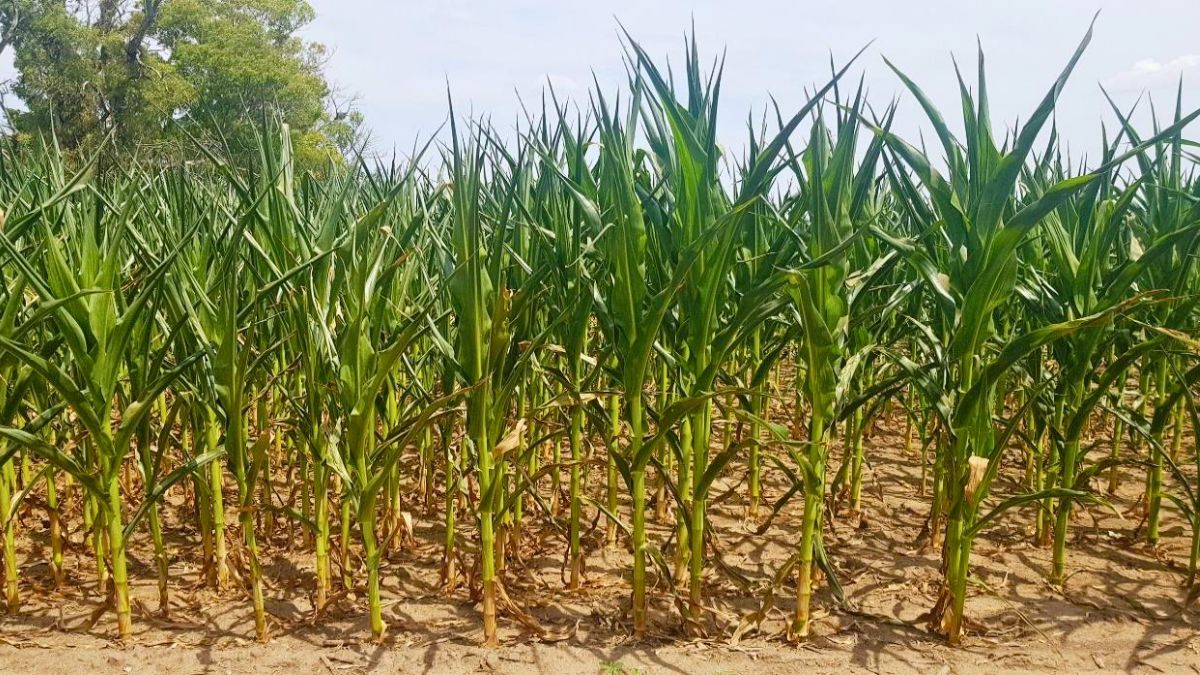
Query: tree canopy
xmin=0 ymin=0 xmax=360 ymax=167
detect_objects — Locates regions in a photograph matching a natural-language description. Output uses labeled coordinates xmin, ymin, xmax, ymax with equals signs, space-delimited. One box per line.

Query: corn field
xmin=0 ymin=25 xmax=1198 ymax=649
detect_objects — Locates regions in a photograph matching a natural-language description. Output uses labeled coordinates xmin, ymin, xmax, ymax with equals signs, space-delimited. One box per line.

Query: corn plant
xmin=0 ymin=155 xmax=209 ymax=638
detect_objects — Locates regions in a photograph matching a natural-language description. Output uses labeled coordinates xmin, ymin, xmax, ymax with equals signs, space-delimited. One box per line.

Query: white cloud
xmin=300 ymin=0 xmax=1200 ymax=160
xmin=540 ymin=74 xmax=583 ymax=94
xmin=1104 ymin=54 xmax=1200 ymax=92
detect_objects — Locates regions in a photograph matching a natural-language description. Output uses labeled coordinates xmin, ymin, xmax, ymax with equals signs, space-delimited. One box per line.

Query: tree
xmin=0 ymin=0 xmax=360 ymax=167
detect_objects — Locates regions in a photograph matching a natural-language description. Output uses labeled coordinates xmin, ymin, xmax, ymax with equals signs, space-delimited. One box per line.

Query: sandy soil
xmin=1 ymin=410 xmax=1199 ymax=674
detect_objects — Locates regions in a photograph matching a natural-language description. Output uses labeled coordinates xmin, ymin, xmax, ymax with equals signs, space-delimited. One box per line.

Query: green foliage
xmin=0 ymin=0 xmax=358 ymax=168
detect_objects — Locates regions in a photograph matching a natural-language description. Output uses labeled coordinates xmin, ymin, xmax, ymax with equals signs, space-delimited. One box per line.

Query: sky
xmin=2 ymin=1 xmax=1198 ymax=164
xmin=296 ymin=0 xmax=1200 ymax=164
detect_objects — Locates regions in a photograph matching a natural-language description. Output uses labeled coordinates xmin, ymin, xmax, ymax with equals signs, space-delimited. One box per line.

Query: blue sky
xmin=2 ymin=1 xmax=1198 ymax=163
xmin=299 ymin=0 xmax=1200 ymax=163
